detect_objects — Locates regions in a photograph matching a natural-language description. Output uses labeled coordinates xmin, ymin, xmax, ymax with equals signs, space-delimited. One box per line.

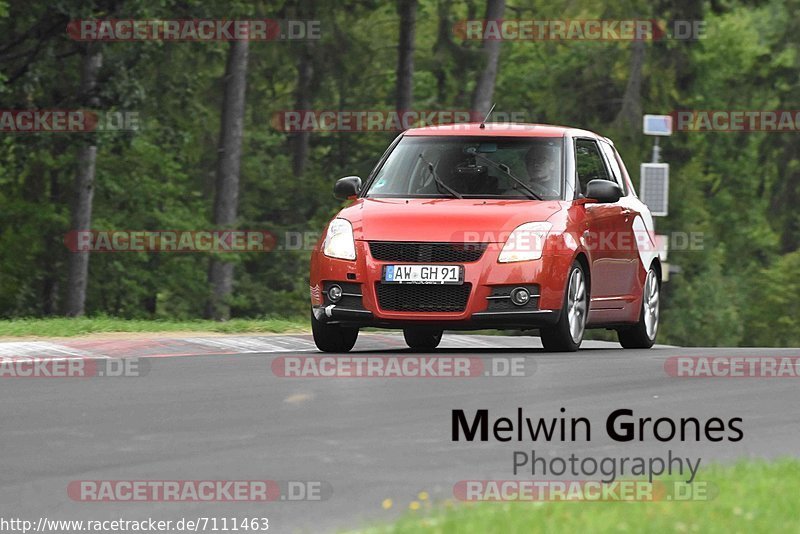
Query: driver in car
xmin=524 ymin=142 xmax=560 ymax=196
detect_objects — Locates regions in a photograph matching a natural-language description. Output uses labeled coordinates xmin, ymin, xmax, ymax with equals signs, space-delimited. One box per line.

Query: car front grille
xmin=375 ymin=283 xmax=472 ymax=312
xmin=368 ymin=241 xmax=487 ymax=263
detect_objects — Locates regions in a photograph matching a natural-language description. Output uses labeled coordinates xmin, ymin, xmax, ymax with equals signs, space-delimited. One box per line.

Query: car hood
xmin=337 ymin=198 xmax=563 ymax=242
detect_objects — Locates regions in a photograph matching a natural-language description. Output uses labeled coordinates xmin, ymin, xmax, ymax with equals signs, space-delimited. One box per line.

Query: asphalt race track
xmin=1 ymin=333 xmax=798 ymax=533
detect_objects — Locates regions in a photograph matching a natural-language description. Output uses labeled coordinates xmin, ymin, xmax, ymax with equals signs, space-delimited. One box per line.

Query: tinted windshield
xmin=364 ymin=136 xmax=564 ymax=200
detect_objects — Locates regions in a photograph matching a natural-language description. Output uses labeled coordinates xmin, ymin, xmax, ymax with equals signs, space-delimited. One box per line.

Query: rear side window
xmin=574 ymin=138 xmax=610 ymax=195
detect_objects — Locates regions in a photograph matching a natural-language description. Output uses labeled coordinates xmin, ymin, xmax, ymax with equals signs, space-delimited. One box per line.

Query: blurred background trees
xmin=0 ymin=0 xmax=799 ymax=346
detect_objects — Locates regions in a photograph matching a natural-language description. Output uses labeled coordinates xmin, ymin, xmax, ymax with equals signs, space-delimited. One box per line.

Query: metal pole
xmin=652 ymin=136 xmax=661 ymax=163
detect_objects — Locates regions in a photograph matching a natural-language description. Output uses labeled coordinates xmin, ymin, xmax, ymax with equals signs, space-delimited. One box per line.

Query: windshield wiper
xmin=471 ymin=153 xmax=542 ymax=200
xmin=418 ymin=154 xmax=463 ymax=199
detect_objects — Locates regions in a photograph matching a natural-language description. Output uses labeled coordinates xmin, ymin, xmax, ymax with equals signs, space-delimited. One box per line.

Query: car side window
xmin=575 ymin=138 xmax=610 ymax=195
xmin=598 ymin=141 xmax=628 ymax=195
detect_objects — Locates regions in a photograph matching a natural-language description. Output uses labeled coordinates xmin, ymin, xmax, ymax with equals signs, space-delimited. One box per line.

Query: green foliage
xmin=744 ymin=249 xmax=800 ymax=347
xmin=0 ymin=316 xmax=307 ymax=337
xmin=0 ymin=0 xmax=798 ymax=347
xmin=661 ymin=248 xmax=743 ymax=347
xmin=352 ymin=460 xmax=800 ymax=534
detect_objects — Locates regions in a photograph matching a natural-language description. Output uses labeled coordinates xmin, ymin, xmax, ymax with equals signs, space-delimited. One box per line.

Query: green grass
xmin=0 ymin=317 xmax=309 ymax=338
xmin=351 ymin=460 xmax=800 ymax=534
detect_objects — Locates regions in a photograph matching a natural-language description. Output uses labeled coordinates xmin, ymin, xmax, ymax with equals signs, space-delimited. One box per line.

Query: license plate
xmin=382 ymin=265 xmax=463 ymax=284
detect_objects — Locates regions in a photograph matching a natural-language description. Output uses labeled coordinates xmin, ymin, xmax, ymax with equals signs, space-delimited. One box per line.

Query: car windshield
xmin=364 ymin=136 xmax=564 ymax=200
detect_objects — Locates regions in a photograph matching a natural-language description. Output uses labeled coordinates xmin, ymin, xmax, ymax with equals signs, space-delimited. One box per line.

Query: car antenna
xmin=479 ymin=103 xmax=496 ymax=129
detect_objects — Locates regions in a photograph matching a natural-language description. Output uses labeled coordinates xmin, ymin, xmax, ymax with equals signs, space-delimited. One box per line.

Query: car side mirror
xmin=334 ymin=176 xmax=362 ymax=200
xmin=585 ymin=179 xmax=622 ymax=203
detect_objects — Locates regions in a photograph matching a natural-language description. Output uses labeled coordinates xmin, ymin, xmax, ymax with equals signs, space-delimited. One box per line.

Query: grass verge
xmin=351 ymin=460 xmax=800 ymax=533
xmin=0 ymin=317 xmax=309 ymax=338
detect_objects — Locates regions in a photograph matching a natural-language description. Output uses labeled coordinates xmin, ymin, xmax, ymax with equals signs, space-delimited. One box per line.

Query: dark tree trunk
xmin=289 ymin=0 xmax=317 ymax=177
xmin=471 ymin=0 xmax=505 ymax=116
xmin=454 ymin=0 xmax=479 ymax=107
xmin=614 ymin=39 xmax=646 ymax=132
xmin=65 ymin=44 xmax=101 ymax=317
xmin=41 ymin=150 xmax=63 ymax=315
xmin=773 ymin=140 xmax=800 ymax=253
xmin=433 ymin=0 xmax=461 ymax=106
xmin=206 ymin=39 xmax=249 ymax=321
xmin=433 ymin=0 xmax=449 ymax=104
xmin=396 ymin=0 xmax=417 ymax=112
xmin=291 ymin=41 xmax=314 ymax=176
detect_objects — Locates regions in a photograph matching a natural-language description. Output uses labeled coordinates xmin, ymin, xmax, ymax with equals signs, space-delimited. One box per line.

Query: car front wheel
xmin=540 ymin=261 xmax=588 ymax=352
xmin=311 ymin=311 xmax=359 ymax=352
xmin=403 ymin=328 xmax=443 ymax=351
xmin=617 ymin=266 xmax=659 ymax=349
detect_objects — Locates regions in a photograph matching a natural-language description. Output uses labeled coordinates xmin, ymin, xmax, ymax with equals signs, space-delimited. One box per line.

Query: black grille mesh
xmin=376 ymin=283 xmax=472 ymax=312
xmin=368 ymin=242 xmax=486 ymax=263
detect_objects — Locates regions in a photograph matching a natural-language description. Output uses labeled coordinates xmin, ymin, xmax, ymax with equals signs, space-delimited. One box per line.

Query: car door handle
xmin=620 ymin=209 xmax=633 ymax=215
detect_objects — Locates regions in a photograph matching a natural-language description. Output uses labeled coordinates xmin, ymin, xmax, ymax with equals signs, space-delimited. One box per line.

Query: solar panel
xmin=640 ymin=163 xmax=669 ymax=216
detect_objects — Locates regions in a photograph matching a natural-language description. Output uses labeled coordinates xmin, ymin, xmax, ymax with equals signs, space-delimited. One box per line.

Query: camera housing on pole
xmin=640 ymin=114 xmax=672 ymax=217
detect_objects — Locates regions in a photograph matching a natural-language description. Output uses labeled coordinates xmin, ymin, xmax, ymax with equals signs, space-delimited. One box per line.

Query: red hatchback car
xmin=310 ymin=123 xmax=661 ymax=352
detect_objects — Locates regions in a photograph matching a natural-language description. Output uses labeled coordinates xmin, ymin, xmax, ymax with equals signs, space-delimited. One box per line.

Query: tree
xmin=471 ymin=0 xmax=505 ymax=116
xmin=207 ymin=39 xmax=249 ymax=321
xmin=613 ymin=39 xmax=645 ymax=134
xmin=65 ymin=44 xmax=102 ymax=317
xmin=291 ymin=42 xmax=314 ymax=176
xmin=396 ymin=0 xmax=417 ymax=112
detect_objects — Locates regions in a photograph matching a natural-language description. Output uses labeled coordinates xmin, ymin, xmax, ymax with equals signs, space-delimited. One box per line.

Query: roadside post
xmin=640 ymin=114 xmax=672 ymax=279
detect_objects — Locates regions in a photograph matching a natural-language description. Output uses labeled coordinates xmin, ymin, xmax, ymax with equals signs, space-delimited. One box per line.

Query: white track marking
xmin=0 ymin=342 xmax=103 ymax=358
xmin=189 ymin=336 xmax=315 ymax=353
xmin=439 ymin=335 xmax=499 ymax=348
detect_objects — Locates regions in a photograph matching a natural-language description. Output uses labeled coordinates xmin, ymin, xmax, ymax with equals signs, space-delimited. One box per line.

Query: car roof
xmin=403 ymin=122 xmax=605 ymax=140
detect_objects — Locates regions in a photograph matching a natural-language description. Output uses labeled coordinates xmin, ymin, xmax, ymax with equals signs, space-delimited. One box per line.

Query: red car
xmin=309 ymin=123 xmax=661 ymax=352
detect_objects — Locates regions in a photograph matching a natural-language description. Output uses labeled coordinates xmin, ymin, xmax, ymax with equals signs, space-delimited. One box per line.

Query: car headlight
xmin=498 ymin=222 xmax=552 ymax=263
xmin=323 ymin=218 xmax=356 ymax=260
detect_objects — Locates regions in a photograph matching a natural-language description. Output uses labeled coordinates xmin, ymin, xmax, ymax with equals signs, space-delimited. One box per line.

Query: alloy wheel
xmin=567 ymin=268 xmax=587 ymax=343
xmin=643 ymin=269 xmax=660 ymax=339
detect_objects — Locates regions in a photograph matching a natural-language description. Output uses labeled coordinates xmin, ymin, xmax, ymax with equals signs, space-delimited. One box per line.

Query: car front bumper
xmin=310 ymin=240 xmax=572 ymax=330
xmin=311 ymin=303 xmax=560 ymax=330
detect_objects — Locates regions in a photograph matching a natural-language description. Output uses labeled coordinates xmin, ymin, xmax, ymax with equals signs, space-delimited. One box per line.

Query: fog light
xmin=327 ymin=284 xmax=343 ymax=303
xmin=510 ymin=287 xmax=530 ymax=306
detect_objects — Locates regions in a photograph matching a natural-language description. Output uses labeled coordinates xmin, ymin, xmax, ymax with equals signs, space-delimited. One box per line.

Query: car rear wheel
xmin=403 ymin=328 xmax=443 ymax=351
xmin=540 ymin=261 xmax=588 ymax=352
xmin=617 ymin=267 xmax=659 ymax=349
xmin=311 ymin=312 xmax=359 ymax=352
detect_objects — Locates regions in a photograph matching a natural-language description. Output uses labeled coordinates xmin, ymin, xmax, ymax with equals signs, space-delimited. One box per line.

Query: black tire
xmin=540 ymin=261 xmax=588 ymax=352
xmin=403 ymin=327 xmax=443 ymax=351
xmin=311 ymin=312 xmax=359 ymax=352
xmin=618 ymin=266 xmax=659 ymax=349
